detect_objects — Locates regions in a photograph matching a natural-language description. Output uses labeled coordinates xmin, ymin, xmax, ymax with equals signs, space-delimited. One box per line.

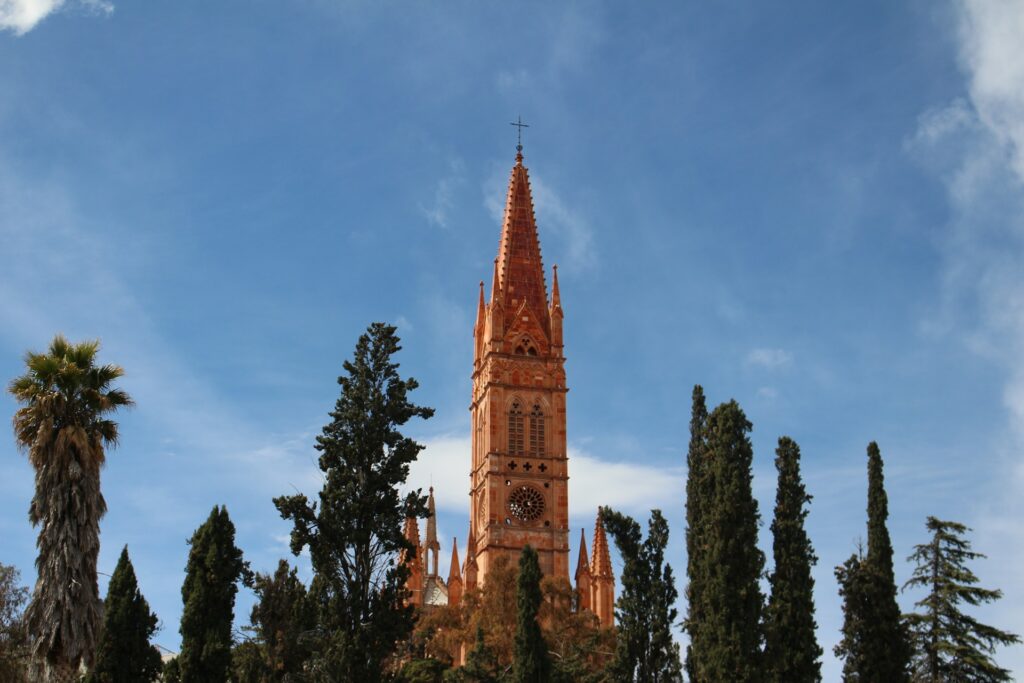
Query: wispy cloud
xmin=420 ymin=159 xmax=464 ymax=230
xmin=745 ymin=348 xmax=793 ymax=370
xmin=0 ymin=0 xmax=112 ymax=35
xmin=908 ymin=1 xmax=1024 ymax=669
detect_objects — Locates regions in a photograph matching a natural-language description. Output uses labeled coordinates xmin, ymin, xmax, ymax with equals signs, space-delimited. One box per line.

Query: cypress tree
xmin=512 ymin=545 xmax=550 ymax=683
xmin=834 ymin=443 xmax=911 ymax=682
xmin=179 ymin=505 xmax=251 ymax=683
xmin=460 ymin=626 xmax=499 ymax=682
xmin=274 ymin=322 xmax=433 ymax=682
xmin=764 ymin=437 xmax=822 ymax=683
xmin=89 ymin=546 xmax=162 ymax=683
xmin=864 ymin=442 xmax=911 ymax=682
xmin=601 ymin=507 xmax=682 ymax=683
xmin=684 ymin=385 xmax=708 ymax=682
xmin=903 ymin=517 xmax=1020 ymax=682
xmin=834 ymin=549 xmax=872 ymax=681
xmin=698 ymin=400 xmax=764 ymax=683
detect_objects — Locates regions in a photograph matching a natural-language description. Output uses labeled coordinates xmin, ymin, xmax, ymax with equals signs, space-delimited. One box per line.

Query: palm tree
xmin=8 ymin=335 xmax=132 ymax=682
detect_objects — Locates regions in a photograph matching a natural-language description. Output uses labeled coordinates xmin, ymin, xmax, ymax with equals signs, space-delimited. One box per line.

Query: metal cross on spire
xmin=510 ymin=116 xmax=529 ymax=152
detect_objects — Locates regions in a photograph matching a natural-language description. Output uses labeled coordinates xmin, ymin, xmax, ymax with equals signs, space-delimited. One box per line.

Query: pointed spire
xmin=592 ymin=512 xmax=613 ymax=578
xmin=495 ymin=150 xmax=550 ymax=333
xmin=449 ymin=538 xmax=462 ymax=583
xmin=425 ymin=487 xmax=438 ymax=545
xmin=574 ymin=527 xmax=590 ymax=580
xmin=476 ymin=281 xmax=486 ymax=328
xmin=550 ymin=264 xmax=562 ymax=313
xmin=490 ymin=258 xmax=502 ymax=306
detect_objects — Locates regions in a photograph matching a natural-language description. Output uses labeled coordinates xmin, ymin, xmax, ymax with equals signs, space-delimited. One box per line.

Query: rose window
xmin=508 ymin=485 xmax=545 ymax=522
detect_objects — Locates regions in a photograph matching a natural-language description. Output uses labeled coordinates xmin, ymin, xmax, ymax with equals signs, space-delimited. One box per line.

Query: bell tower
xmin=469 ymin=146 xmax=570 ymax=582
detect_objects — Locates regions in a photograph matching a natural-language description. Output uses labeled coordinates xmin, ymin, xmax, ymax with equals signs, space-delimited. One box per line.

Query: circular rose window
xmin=508 ymin=485 xmax=545 ymax=522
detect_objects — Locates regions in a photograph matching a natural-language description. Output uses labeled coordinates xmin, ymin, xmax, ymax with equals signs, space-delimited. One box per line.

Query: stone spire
xmin=463 ymin=526 xmax=479 ymax=591
xmin=447 ymin=538 xmax=463 ymax=607
xmin=575 ymin=527 xmax=592 ymax=613
xmin=425 ymin=487 xmax=440 ymax=577
xmin=495 ymin=150 xmax=550 ymax=337
xmin=591 ymin=512 xmax=615 ymax=627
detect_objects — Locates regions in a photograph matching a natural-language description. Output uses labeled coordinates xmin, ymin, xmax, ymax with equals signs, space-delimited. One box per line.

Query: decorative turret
xmin=550 ymin=265 xmax=564 ymax=352
xmin=425 ymin=487 xmax=440 ymax=577
xmin=574 ymin=527 xmax=592 ymax=613
xmin=591 ymin=513 xmax=615 ymax=627
xmin=447 ymin=539 xmax=463 ymax=607
xmin=474 ymin=281 xmax=486 ymax=366
xmin=463 ymin=526 xmax=479 ymax=592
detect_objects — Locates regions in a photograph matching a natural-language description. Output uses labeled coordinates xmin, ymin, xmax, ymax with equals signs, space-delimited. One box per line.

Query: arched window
xmin=529 ymin=403 xmax=545 ymax=456
xmin=514 ymin=337 xmax=538 ymax=356
xmin=508 ymin=400 xmax=525 ymax=455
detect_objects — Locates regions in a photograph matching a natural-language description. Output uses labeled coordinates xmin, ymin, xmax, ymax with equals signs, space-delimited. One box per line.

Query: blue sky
xmin=2 ymin=0 xmax=1023 ymax=678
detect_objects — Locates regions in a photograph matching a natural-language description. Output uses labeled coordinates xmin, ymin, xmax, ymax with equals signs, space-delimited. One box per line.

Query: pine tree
xmin=764 ymin=437 xmax=822 ymax=683
xmin=684 ymin=385 xmax=708 ymax=682
xmin=696 ymin=400 xmax=764 ymax=682
xmin=512 ymin=545 xmax=550 ymax=683
xmin=601 ymin=507 xmax=682 ymax=683
xmin=249 ymin=559 xmax=313 ymax=680
xmin=903 ymin=517 xmax=1020 ymax=682
xmin=178 ymin=505 xmax=251 ymax=683
xmin=89 ymin=547 xmax=162 ymax=682
xmin=274 ymin=322 xmax=433 ymax=682
xmin=834 ymin=442 xmax=911 ymax=682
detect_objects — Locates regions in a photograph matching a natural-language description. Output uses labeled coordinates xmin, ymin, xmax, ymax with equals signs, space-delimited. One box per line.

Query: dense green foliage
xmin=600 ymin=507 xmax=681 ymax=683
xmin=903 ymin=517 xmax=1020 ymax=682
xmin=89 ymin=547 xmax=162 ymax=682
xmin=694 ymin=400 xmax=765 ymax=682
xmin=512 ymin=545 xmax=550 ymax=683
xmin=764 ymin=437 xmax=822 ymax=683
xmin=459 ymin=627 xmax=500 ymax=682
xmin=274 ymin=322 xmax=433 ymax=682
xmin=8 ymin=335 xmax=132 ymax=681
xmin=835 ymin=443 xmax=911 ymax=682
xmin=249 ymin=559 xmax=314 ymax=680
xmin=179 ymin=505 xmax=251 ymax=683
xmin=683 ymin=385 xmax=708 ymax=683
xmin=0 ymin=563 xmax=30 ymax=682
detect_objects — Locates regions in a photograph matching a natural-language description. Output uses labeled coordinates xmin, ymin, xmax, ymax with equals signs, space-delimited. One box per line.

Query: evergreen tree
xmin=89 ymin=546 xmax=162 ymax=682
xmin=274 ymin=322 xmax=434 ymax=682
xmin=456 ymin=627 xmax=499 ymax=683
xmin=903 ymin=517 xmax=1020 ymax=682
xmin=179 ymin=505 xmax=251 ymax=683
xmin=683 ymin=385 xmax=708 ymax=683
xmin=865 ymin=442 xmax=911 ymax=682
xmin=764 ymin=437 xmax=822 ymax=683
xmin=834 ymin=442 xmax=911 ymax=682
xmin=249 ymin=559 xmax=314 ymax=680
xmin=512 ymin=545 xmax=550 ymax=683
xmin=230 ymin=641 xmax=266 ymax=683
xmin=835 ymin=549 xmax=872 ymax=681
xmin=695 ymin=400 xmax=764 ymax=682
xmin=601 ymin=507 xmax=682 ymax=683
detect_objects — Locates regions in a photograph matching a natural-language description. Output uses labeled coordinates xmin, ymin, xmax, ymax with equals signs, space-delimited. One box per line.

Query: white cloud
xmin=908 ymin=2 xmax=1024 ymax=673
xmin=0 ymin=0 xmax=111 ymax=35
xmin=420 ymin=159 xmax=464 ymax=229
xmin=745 ymin=347 xmax=793 ymax=370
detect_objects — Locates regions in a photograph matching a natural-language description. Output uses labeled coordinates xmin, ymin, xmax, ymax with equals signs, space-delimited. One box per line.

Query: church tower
xmin=469 ymin=146 xmax=570 ymax=581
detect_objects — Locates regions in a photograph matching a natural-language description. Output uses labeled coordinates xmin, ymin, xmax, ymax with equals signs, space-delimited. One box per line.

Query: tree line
xmin=1 ymin=328 xmax=1018 ymax=681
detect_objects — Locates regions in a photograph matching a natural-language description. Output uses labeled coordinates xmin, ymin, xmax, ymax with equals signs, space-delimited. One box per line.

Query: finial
xmin=510 ymin=116 xmax=529 ymax=159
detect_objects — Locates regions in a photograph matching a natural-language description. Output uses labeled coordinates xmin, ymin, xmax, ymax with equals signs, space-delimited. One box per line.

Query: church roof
xmin=495 ymin=150 xmax=550 ymax=336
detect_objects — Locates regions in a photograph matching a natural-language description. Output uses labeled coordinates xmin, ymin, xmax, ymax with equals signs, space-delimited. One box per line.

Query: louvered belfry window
xmin=529 ymin=403 xmax=545 ymax=456
xmin=509 ymin=401 xmax=525 ymax=455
